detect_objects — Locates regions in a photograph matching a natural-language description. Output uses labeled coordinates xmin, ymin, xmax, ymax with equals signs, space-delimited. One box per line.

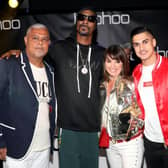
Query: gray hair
xmin=26 ymin=23 xmax=49 ymax=36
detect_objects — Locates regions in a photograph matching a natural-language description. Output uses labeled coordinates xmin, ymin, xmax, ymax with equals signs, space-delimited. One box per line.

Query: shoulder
xmin=161 ymin=55 xmax=168 ymax=63
xmin=51 ymin=37 xmax=74 ymax=47
xmin=44 ymin=61 xmax=55 ymax=72
xmin=93 ymin=43 xmax=105 ymax=52
xmin=0 ymin=56 xmax=18 ymax=66
xmin=0 ymin=56 xmax=20 ymax=77
xmin=132 ymin=64 xmax=142 ymax=76
xmin=49 ymin=38 xmax=76 ymax=56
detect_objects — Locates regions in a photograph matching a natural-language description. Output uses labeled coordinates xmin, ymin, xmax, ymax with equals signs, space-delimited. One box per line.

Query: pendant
xmin=81 ymin=65 xmax=88 ymax=74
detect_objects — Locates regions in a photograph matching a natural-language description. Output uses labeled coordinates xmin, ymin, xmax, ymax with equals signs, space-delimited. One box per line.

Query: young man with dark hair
xmin=131 ymin=26 xmax=168 ymax=168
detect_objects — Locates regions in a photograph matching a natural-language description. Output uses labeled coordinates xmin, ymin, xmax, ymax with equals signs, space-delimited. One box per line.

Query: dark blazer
xmin=0 ymin=50 xmax=57 ymax=159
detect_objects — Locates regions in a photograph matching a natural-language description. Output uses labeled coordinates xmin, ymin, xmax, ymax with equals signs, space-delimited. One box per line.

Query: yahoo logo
xmin=97 ymin=12 xmax=130 ymax=25
xmin=74 ymin=12 xmax=130 ymax=25
xmin=156 ymin=46 xmax=168 ymax=57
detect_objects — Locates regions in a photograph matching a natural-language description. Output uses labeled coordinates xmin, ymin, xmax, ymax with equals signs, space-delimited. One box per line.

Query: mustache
xmin=79 ymin=24 xmax=89 ymax=29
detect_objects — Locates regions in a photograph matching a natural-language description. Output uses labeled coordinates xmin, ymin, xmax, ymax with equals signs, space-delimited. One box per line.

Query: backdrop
xmin=0 ymin=10 xmax=168 ymax=56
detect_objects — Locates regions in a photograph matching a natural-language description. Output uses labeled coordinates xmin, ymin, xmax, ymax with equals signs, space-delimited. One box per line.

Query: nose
xmin=38 ymin=39 xmax=43 ymax=45
xmin=139 ymin=43 xmax=144 ymax=50
xmin=83 ymin=18 xmax=89 ymax=24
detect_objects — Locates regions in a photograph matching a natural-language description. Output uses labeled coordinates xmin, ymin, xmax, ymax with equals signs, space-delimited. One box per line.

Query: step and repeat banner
xmin=0 ymin=9 xmax=167 ymax=168
xmin=0 ymin=10 xmax=168 ymax=56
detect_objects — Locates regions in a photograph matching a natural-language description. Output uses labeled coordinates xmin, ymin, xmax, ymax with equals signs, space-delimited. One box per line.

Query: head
xmin=24 ymin=23 xmax=50 ymax=60
xmin=131 ymin=26 xmax=156 ymax=65
xmin=103 ymin=45 xmax=130 ymax=81
xmin=76 ymin=7 xmax=97 ymax=44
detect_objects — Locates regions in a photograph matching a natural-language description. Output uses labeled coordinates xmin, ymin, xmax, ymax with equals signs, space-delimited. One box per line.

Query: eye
xmin=132 ymin=43 xmax=139 ymax=48
xmin=143 ymin=39 xmax=148 ymax=44
xmin=42 ymin=38 xmax=49 ymax=43
xmin=105 ymin=57 xmax=112 ymax=63
xmin=116 ymin=60 xmax=121 ymax=63
xmin=32 ymin=36 xmax=39 ymax=41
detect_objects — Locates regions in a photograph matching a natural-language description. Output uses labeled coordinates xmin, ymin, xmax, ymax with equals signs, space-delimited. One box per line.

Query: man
xmin=131 ymin=26 xmax=168 ymax=168
xmin=0 ymin=7 xmax=105 ymax=168
xmin=0 ymin=23 xmax=56 ymax=168
xmin=49 ymin=7 xmax=105 ymax=168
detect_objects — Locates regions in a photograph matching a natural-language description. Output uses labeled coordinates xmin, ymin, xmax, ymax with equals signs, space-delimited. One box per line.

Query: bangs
xmin=108 ymin=53 xmax=123 ymax=62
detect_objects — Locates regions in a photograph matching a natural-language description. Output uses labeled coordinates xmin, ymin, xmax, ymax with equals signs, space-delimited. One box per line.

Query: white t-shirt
xmin=138 ymin=64 xmax=164 ymax=143
xmin=29 ymin=63 xmax=51 ymax=151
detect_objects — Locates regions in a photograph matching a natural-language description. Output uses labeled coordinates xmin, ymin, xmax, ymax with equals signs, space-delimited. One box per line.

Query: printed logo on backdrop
xmin=156 ymin=46 xmax=168 ymax=57
xmin=74 ymin=11 xmax=130 ymax=25
xmin=0 ymin=19 xmax=21 ymax=30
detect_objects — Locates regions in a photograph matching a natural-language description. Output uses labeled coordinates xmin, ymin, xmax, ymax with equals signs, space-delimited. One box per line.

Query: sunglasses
xmin=77 ymin=13 xmax=97 ymax=23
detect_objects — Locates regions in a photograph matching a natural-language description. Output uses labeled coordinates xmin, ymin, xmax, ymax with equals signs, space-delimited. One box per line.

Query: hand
xmin=0 ymin=147 xmax=7 ymax=160
xmin=0 ymin=50 xmax=21 ymax=59
xmin=126 ymin=117 xmax=144 ymax=140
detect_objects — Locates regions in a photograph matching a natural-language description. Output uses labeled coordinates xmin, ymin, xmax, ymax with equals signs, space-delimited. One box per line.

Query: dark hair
xmin=103 ymin=45 xmax=130 ymax=81
xmin=130 ymin=26 xmax=155 ymax=40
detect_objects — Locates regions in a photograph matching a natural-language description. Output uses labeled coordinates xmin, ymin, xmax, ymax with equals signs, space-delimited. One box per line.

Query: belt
xmin=109 ymin=132 xmax=142 ymax=144
xmin=109 ymin=137 xmax=124 ymax=144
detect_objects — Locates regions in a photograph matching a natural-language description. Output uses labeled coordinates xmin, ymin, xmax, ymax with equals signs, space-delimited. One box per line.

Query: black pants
xmin=143 ymin=136 xmax=168 ymax=168
xmin=0 ymin=160 xmax=3 ymax=168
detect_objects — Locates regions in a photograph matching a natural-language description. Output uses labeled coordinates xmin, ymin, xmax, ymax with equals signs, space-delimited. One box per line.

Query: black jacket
xmin=47 ymin=35 xmax=105 ymax=132
xmin=0 ymin=51 xmax=56 ymax=158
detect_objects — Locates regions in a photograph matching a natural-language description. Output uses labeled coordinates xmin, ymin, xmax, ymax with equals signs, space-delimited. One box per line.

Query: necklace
xmin=76 ymin=44 xmax=92 ymax=98
xmin=79 ymin=48 xmax=88 ymax=74
xmin=78 ymin=45 xmax=92 ymax=75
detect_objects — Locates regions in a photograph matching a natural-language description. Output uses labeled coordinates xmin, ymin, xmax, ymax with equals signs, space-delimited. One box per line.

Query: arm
xmin=0 ymin=148 xmax=7 ymax=160
xmin=0 ymin=59 xmax=10 ymax=160
xmin=0 ymin=50 xmax=21 ymax=59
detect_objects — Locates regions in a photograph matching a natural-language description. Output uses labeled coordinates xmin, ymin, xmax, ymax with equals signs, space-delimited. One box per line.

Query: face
xmin=105 ymin=55 xmax=123 ymax=79
xmin=76 ymin=10 xmax=97 ymax=36
xmin=132 ymin=32 xmax=156 ymax=65
xmin=24 ymin=27 xmax=50 ymax=59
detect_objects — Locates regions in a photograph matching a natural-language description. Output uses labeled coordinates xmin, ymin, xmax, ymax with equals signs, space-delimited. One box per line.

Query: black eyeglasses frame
xmin=77 ymin=13 xmax=97 ymax=23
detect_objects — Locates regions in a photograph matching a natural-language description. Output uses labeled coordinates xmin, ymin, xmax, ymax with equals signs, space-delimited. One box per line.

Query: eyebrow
xmin=132 ymin=38 xmax=150 ymax=44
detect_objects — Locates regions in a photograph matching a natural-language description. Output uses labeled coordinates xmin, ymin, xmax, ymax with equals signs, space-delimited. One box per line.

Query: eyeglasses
xmin=31 ymin=35 xmax=50 ymax=44
xmin=77 ymin=13 xmax=97 ymax=23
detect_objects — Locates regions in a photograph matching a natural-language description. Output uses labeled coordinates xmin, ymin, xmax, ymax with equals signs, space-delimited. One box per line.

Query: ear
xmin=48 ymin=40 xmax=51 ymax=46
xmin=152 ymin=38 xmax=156 ymax=47
xmin=24 ymin=36 xmax=27 ymax=45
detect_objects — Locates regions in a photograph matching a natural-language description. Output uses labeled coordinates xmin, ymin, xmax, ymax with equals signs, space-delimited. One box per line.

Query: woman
xmin=99 ymin=45 xmax=144 ymax=168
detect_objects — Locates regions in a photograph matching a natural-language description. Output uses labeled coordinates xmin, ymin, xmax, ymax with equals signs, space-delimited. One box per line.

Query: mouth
xmin=139 ymin=50 xmax=147 ymax=55
xmin=35 ymin=47 xmax=43 ymax=50
xmin=79 ymin=25 xmax=90 ymax=36
xmin=80 ymin=23 xmax=89 ymax=29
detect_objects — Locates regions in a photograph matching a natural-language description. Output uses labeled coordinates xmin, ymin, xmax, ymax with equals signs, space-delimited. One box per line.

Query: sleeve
xmin=0 ymin=59 xmax=9 ymax=148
